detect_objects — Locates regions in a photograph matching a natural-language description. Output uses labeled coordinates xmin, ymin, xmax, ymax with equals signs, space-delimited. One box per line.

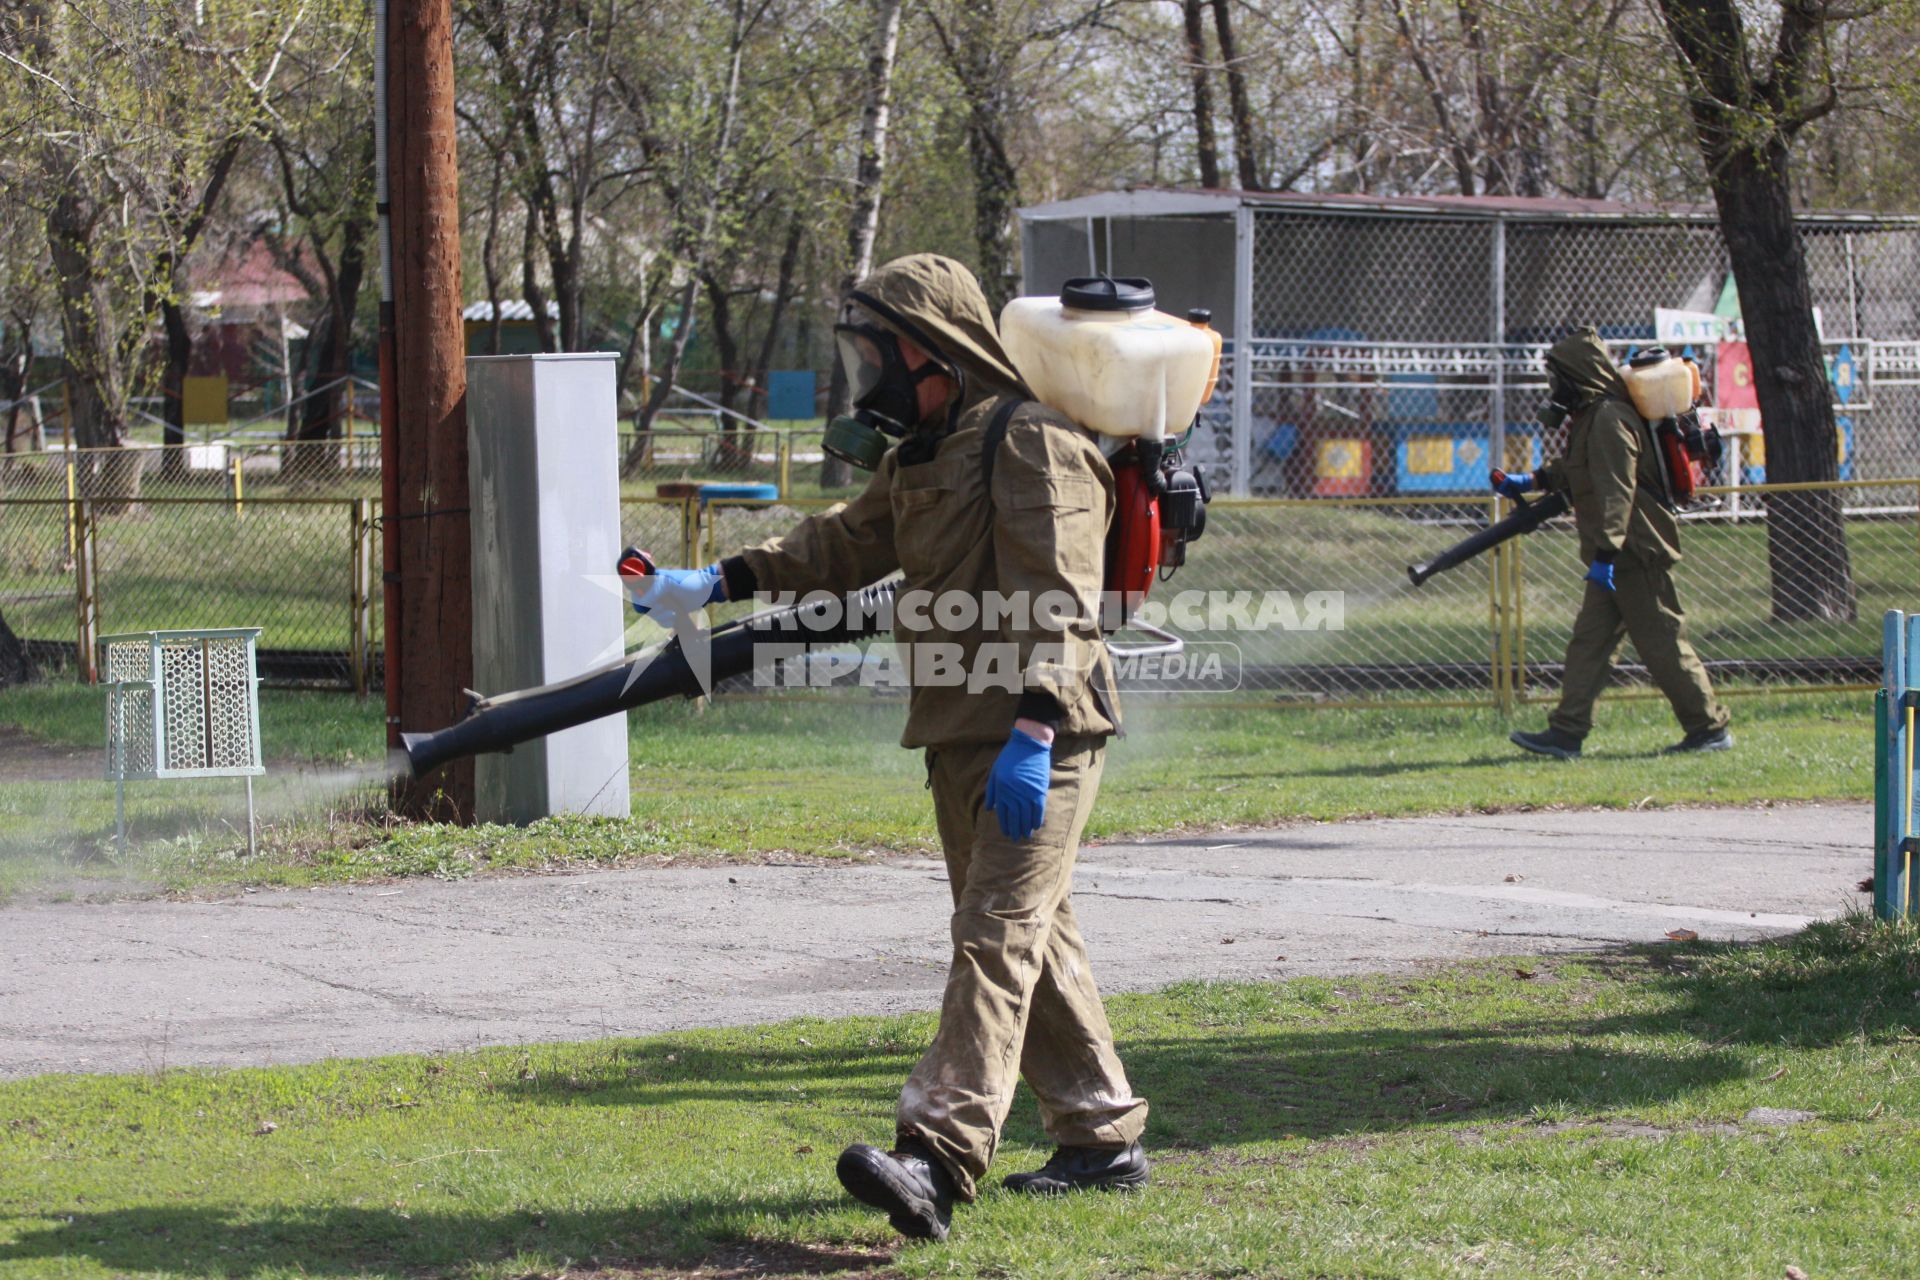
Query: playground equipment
xmin=102 ymin=628 xmax=264 ymax=856
xmin=1875 ymin=611 xmax=1920 ymax=920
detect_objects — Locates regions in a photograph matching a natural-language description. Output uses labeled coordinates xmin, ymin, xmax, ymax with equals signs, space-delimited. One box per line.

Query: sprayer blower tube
xmin=399 ymin=579 xmax=900 ymax=778
xmin=1407 ymin=490 xmax=1571 ymax=587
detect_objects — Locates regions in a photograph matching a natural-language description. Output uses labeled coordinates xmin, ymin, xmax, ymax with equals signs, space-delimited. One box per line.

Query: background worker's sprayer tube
xmin=1407 ymin=486 xmax=1571 ymax=586
xmin=398 ymin=580 xmax=900 ymax=778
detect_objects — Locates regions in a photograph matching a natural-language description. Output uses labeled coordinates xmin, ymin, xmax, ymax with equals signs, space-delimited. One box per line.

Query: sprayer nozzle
xmin=398 ymin=732 xmax=431 ymax=779
xmin=1407 ymin=563 xmax=1431 ymax=587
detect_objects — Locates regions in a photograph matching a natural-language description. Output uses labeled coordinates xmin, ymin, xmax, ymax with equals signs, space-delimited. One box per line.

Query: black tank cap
xmin=1187 ymin=308 xmax=1212 ymax=324
xmin=1060 ymin=276 xmax=1155 ymax=312
xmin=1627 ymin=345 xmax=1672 ymax=367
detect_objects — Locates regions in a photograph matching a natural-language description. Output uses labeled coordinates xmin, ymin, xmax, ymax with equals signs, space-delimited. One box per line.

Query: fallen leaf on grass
xmin=1513 ymin=968 xmax=1536 ymax=980
xmin=1665 ymin=928 xmax=1700 ymax=942
xmin=1763 ymin=1066 xmax=1788 ymax=1082
xmin=253 ymin=1122 xmax=277 ymax=1136
xmin=1785 ymin=1266 xmax=1809 ymax=1279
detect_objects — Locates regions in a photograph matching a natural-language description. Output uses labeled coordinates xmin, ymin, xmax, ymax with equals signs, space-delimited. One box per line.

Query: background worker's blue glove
xmin=626 ymin=564 xmax=725 ymax=622
xmin=1585 ymin=559 xmax=1616 ymax=592
xmin=1492 ymin=470 xmax=1534 ymax=500
xmin=984 ymin=727 xmax=1052 ymax=841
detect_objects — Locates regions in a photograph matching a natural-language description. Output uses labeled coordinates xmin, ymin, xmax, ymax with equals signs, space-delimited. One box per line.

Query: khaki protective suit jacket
xmin=1532 ymin=328 xmax=1683 ymax=567
xmin=732 ymin=255 xmax=1122 ymax=748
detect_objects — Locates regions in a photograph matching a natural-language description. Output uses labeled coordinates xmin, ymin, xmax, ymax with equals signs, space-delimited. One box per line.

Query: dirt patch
xmin=0 ymin=725 xmax=101 ymax=783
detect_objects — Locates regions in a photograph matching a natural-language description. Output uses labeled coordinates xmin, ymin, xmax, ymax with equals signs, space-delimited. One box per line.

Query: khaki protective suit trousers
xmin=1548 ymin=558 xmax=1731 ymax=741
xmin=897 ymin=735 xmax=1148 ymax=1199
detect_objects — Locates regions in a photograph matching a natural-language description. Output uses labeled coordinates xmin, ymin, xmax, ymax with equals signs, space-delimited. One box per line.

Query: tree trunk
xmin=704 ymin=275 xmax=741 ymax=417
xmin=1 ymin=321 xmax=29 ymax=455
xmin=160 ymin=299 xmax=192 ymax=477
xmin=1653 ymin=0 xmax=1854 ymax=624
xmin=963 ymin=81 xmax=1020 ymax=314
xmin=0 ymin=607 xmax=37 ymax=688
xmin=752 ymin=214 xmax=804 ymax=403
xmin=46 ymin=194 xmax=129 ymax=451
xmin=1181 ymin=0 xmax=1221 ymax=188
xmin=482 ymin=156 xmax=506 ymax=356
xmin=702 ymin=272 xmax=755 ymax=474
xmin=1712 ymin=144 xmax=1854 ymax=622
xmin=622 ymin=278 xmax=699 ymax=476
xmin=294 ymin=205 xmax=371 ymax=446
xmin=521 ymin=206 xmax=556 ymax=353
xmin=1210 ymin=0 xmax=1260 ymax=190
xmin=822 ymin=0 xmax=901 ymax=489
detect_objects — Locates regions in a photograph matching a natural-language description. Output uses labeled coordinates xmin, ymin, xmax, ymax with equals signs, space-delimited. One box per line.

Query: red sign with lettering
xmin=1716 ymin=341 xmax=1758 ymax=410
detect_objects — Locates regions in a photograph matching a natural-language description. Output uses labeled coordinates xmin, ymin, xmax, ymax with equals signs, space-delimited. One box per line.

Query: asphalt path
xmin=0 ymin=803 xmax=1869 ymax=1079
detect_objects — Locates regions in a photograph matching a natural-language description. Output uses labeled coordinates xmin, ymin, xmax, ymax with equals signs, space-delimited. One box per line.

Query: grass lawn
xmin=0 ymin=682 xmax=1874 ymax=900
xmin=2 ymin=916 xmax=1916 ymax=1278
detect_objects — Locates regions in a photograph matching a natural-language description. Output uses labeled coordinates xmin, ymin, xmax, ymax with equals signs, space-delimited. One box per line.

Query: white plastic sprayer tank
xmin=1621 ymin=347 xmax=1700 ymax=421
xmin=1000 ymin=277 xmax=1220 ymax=441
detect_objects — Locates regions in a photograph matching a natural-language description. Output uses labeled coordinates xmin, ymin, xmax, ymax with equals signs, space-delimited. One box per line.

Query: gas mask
xmin=1537 ymin=367 xmax=1576 ymax=431
xmin=824 ymin=312 xmax=952 ymax=470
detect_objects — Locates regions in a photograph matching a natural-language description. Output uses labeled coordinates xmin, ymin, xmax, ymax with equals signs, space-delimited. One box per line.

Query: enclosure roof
xmin=1018 ymin=187 xmax=1920 ymax=228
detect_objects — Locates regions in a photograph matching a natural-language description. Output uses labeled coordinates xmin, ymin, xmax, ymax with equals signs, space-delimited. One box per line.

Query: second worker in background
xmin=1497 ymin=327 xmax=1733 ymax=759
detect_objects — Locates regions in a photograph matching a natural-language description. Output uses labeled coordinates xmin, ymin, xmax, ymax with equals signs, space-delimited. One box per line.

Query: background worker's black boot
xmin=1003 ymin=1142 xmax=1150 ymax=1195
xmin=835 ymin=1140 xmax=955 ymax=1241
xmin=1509 ymin=727 xmax=1583 ymax=760
xmin=1664 ymin=726 xmax=1734 ymax=754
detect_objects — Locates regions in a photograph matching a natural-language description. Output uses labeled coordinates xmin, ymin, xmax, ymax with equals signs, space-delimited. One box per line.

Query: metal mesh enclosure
xmin=1019 ymin=191 xmax=1920 ymax=500
xmin=102 ymin=630 xmax=263 ymax=780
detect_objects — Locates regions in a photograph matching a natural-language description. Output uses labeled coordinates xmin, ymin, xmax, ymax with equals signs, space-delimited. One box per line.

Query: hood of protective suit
xmin=848 ymin=254 xmax=1028 ymax=407
xmin=1544 ymin=327 xmax=1631 ymax=409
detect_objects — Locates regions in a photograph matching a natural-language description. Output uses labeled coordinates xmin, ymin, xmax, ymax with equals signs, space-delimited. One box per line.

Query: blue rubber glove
xmin=1585 ymin=559 xmax=1616 ymax=592
xmin=627 ymin=564 xmax=725 ymax=623
xmin=984 ymin=727 xmax=1052 ymax=841
xmin=1493 ymin=470 xmax=1534 ymax=500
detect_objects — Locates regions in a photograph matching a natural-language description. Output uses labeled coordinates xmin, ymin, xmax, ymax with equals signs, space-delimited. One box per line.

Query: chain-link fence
xmin=699 ymin=483 xmax=1916 ymax=707
xmin=1020 ymin=192 xmax=1920 ymax=501
xmin=5 ymin=458 xmax=1912 ymax=704
xmin=0 ymin=488 xmax=378 ymax=690
xmin=0 ymin=424 xmax=867 ymax=507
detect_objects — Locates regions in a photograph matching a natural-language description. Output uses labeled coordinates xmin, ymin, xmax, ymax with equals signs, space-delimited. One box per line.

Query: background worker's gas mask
xmin=824 ymin=312 xmax=952 ymax=470
xmin=1537 ymin=367 xmax=1577 ymax=430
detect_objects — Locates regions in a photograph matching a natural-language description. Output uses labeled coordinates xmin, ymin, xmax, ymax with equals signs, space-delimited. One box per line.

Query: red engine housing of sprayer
xmin=1106 ymin=459 xmax=1163 ymax=614
xmin=1103 ymin=442 xmax=1209 ymax=626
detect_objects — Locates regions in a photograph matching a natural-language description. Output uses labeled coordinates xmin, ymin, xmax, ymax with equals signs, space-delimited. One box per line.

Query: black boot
xmin=1664 ymin=725 xmax=1733 ymax=754
xmin=1003 ymin=1142 xmax=1150 ymax=1195
xmin=1509 ymin=727 xmax=1583 ymax=759
xmin=835 ymin=1140 xmax=955 ymax=1241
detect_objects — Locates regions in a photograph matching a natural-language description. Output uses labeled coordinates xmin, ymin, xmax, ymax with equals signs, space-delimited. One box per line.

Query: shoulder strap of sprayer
xmin=978 ymin=396 xmax=1025 ymax=502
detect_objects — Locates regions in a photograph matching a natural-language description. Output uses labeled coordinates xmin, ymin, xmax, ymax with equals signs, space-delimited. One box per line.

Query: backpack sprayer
xmin=1407 ymin=346 xmax=1720 ymax=588
xmin=397 ymin=278 xmax=1218 ymax=780
xmin=1621 ymin=347 xmax=1721 ymax=511
xmin=1001 ymin=276 xmax=1217 ymax=649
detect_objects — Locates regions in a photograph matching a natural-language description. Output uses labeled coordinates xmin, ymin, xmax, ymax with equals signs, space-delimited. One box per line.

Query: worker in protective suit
xmin=1496 ymin=327 xmax=1732 ymax=758
xmin=628 ymin=254 xmax=1148 ymax=1241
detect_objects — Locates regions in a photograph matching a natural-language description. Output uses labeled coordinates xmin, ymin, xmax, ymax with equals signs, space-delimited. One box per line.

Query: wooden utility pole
xmin=381 ymin=0 xmax=474 ymax=819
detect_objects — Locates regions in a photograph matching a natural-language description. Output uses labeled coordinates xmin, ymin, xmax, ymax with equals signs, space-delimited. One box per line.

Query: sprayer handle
xmin=1490 ymin=470 xmax=1532 ymax=507
xmin=617 ymin=547 xmax=657 ymax=579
